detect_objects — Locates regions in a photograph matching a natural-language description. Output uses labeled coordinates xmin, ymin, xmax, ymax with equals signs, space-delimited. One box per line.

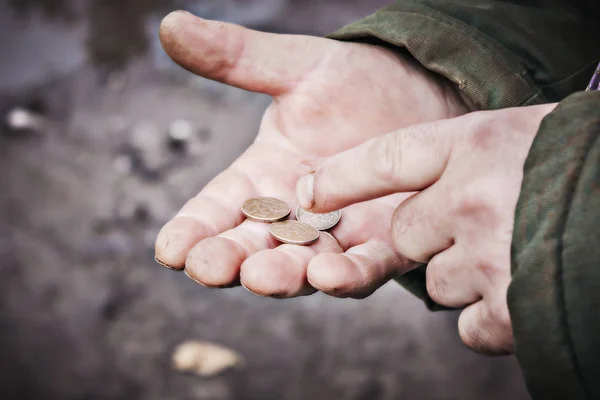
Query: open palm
xmin=155 ymin=11 xmax=470 ymax=298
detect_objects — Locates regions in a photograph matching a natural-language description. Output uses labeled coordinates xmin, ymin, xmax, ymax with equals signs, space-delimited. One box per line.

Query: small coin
xmin=242 ymin=197 xmax=291 ymax=222
xmin=269 ymin=220 xmax=320 ymax=245
xmin=295 ymin=206 xmax=342 ymax=231
xmin=319 ymin=231 xmax=338 ymax=242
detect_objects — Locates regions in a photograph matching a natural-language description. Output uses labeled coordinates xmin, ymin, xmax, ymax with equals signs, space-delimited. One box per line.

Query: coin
xmin=269 ymin=220 xmax=320 ymax=245
xmin=241 ymin=197 xmax=291 ymax=222
xmin=295 ymin=206 xmax=342 ymax=231
xmin=319 ymin=231 xmax=338 ymax=242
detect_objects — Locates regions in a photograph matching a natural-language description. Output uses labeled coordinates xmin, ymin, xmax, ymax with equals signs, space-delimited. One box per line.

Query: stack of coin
xmin=241 ymin=197 xmax=342 ymax=246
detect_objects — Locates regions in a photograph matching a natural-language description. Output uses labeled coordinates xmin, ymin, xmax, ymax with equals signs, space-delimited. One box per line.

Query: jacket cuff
xmin=509 ymin=91 xmax=600 ymax=399
xmin=328 ymin=2 xmax=546 ymax=110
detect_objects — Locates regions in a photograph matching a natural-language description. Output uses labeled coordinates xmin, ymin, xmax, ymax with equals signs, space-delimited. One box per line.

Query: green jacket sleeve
xmin=509 ymin=91 xmax=600 ymax=400
xmin=329 ymin=0 xmax=600 ymax=110
xmin=329 ymin=0 xmax=600 ymax=311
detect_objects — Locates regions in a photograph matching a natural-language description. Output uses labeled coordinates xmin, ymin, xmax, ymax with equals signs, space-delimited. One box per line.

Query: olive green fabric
xmin=329 ymin=1 xmax=600 ymax=110
xmin=509 ymin=91 xmax=600 ymax=400
xmin=329 ymin=0 xmax=600 ymax=313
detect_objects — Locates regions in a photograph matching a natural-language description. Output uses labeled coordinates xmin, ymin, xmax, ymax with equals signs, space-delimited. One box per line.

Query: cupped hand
xmin=154 ymin=11 xmax=471 ymax=298
xmin=297 ymin=104 xmax=557 ymax=353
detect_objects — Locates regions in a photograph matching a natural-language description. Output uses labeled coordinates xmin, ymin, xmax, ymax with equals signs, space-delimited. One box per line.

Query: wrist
xmin=393 ymin=49 xmax=478 ymax=118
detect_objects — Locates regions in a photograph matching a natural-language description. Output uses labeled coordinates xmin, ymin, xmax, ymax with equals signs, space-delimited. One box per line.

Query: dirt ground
xmin=0 ymin=1 xmax=532 ymax=399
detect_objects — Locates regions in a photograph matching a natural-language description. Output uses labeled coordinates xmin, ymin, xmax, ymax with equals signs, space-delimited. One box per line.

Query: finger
xmin=458 ymin=301 xmax=514 ymax=356
xmin=184 ymin=219 xmax=278 ymax=287
xmin=391 ymin=186 xmax=454 ymax=263
xmin=155 ymin=168 xmax=256 ymax=270
xmin=296 ymin=120 xmax=454 ymax=213
xmin=303 ymin=193 xmax=415 ymax=298
xmin=160 ymin=11 xmax=330 ymax=96
xmin=426 ymin=246 xmax=482 ymax=308
xmin=307 ymin=240 xmax=415 ymax=299
xmin=240 ymin=231 xmax=343 ymax=298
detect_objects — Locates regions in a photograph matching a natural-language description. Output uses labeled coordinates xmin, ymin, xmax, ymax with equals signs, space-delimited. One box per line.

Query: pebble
xmin=6 ymin=107 xmax=43 ymax=132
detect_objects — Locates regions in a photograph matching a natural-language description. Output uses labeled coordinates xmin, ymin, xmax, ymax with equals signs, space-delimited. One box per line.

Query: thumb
xmin=159 ymin=11 xmax=331 ymax=96
xmin=296 ymin=120 xmax=455 ymax=213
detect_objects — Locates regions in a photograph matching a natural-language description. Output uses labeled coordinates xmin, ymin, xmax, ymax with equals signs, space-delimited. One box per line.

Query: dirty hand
xmin=155 ymin=11 xmax=471 ymax=298
xmin=296 ymin=104 xmax=556 ymax=354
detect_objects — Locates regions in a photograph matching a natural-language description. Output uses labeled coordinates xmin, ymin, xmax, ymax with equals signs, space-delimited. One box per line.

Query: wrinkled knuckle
xmin=464 ymin=112 xmax=497 ymax=148
xmin=425 ymin=266 xmax=446 ymax=304
xmin=391 ymin=206 xmax=414 ymax=250
xmin=458 ymin=305 xmax=512 ymax=355
xmin=459 ymin=317 xmax=489 ymax=354
xmin=370 ymin=135 xmax=402 ymax=184
xmin=203 ymin=23 xmax=244 ymax=80
xmin=450 ymin=187 xmax=489 ymax=219
xmin=458 ymin=192 xmax=487 ymax=215
xmin=391 ymin=233 xmax=419 ymax=262
xmin=474 ymin=257 xmax=506 ymax=280
xmin=469 ymin=124 xmax=492 ymax=150
xmin=391 ymin=202 xmax=434 ymax=263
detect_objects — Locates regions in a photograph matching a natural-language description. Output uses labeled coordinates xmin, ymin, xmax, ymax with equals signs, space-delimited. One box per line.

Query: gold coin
xmin=269 ymin=220 xmax=320 ymax=245
xmin=241 ymin=197 xmax=291 ymax=222
xmin=295 ymin=206 xmax=342 ymax=231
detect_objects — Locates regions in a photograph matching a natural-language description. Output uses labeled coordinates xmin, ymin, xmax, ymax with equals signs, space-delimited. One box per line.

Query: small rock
xmin=167 ymin=119 xmax=194 ymax=152
xmin=168 ymin=119 xmax=194 ymax=142
xmin=129 ymin=122 xmax=168 ymax=172
xmin=5 ymin=107 xmax=43 ymax=132
xmin=172 ymin=340 xmax=243 ymax=377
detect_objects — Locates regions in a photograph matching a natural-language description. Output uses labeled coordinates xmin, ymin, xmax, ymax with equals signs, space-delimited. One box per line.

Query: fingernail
xmin=296 ymin=173 xmax=315 ymax=210
xmin=155 ymin=256 xmax=183 ymax=271
xmin=183 ymin=270 xmax=209 ymax=287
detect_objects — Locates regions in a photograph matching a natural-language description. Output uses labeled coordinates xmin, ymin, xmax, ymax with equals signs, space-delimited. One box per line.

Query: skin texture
xmin=155 ymin=11 xmax=471 ymax=299
xmin=296 ymin=104 xmax=557 ymax=354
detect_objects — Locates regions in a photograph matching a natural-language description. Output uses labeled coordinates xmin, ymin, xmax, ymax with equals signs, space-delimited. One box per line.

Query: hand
xmin=296 ymin=104 xmax=556 ymax=353
xmin=155 ymin=11 xmax=471 ymax=298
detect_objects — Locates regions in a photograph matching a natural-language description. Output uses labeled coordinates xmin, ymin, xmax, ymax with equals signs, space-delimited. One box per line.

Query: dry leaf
xmin=172 ymin=340 xmax=243 ymax=377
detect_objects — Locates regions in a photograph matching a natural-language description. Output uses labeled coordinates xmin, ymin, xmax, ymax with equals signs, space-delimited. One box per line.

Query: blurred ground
xmin=0 ymin=1 xmax=532 ymax=399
